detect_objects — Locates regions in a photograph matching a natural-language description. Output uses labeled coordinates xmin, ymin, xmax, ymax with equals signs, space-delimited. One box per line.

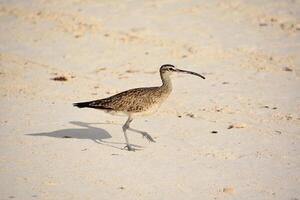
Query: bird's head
xmin=160 ymin=64 xmax=205 ymax=79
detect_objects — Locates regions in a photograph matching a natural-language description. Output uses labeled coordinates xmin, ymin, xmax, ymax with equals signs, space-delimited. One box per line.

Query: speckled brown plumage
xmin=86 ymin=86 xmax=171 ymax=114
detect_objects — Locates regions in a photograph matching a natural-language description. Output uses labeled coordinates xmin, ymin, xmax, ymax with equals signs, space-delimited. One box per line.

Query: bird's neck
xmin=160 ymin=72 xmax=172 ymax=92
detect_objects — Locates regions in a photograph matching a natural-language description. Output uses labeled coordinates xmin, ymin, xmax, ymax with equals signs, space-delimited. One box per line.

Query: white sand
xmin=1 ymin=0 xmax=300 ymax=199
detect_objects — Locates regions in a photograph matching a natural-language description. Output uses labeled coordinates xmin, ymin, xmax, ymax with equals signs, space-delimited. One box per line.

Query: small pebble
xmin=215 ymin=108 xmax=222 ymax=112
xmin=186 ymin=113 xmax=195 ymax=118
xmin=275 ymin=130 xmax=282 ymax=134
xmin=211 ymin=131 xmax=218 ymax=134
xmin=263 ymin=105 xmax=277 ymax=110
xmin=283 ymin=67 xmax=293 ymax=72
xmin=51 ymin=76 xmax=68 ymax=81
xmin=228 ymin=125 xmax=234 ymax=129
xmin=63 ymin=136 xmax=72 ymax=138
xmin=270 ymin=18 xmax=277 ymax=22
xmin=228 ymin=123 xmax=247 ymax=129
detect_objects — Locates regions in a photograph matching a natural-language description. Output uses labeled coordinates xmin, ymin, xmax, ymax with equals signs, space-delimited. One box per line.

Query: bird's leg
xmin=122 ymin=116 xmax=134 ymax=151
xmin=127 ymin=127 xmax=156 ymax=143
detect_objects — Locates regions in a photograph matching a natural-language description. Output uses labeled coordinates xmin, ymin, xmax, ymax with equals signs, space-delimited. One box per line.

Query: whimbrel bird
xmin=73 ymin=64 xmax=205 ymax=151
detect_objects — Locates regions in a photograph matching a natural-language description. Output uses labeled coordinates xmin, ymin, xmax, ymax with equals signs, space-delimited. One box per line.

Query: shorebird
xmin=73 ymin=64 xmax=205 ymax=151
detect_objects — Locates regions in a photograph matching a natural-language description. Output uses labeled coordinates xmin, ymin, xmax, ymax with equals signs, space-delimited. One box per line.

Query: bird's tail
xmin=73 ymin=101 xmax=91 ymax=108
xmin=73 ymin=100 xmax=112 ymax=110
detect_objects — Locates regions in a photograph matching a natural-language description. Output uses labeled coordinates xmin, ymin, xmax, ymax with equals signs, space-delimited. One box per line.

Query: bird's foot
xmin=141 ymin=132 xmax=156 ymax=143
xmin=123 ymin=145 xmax=135 ymax=151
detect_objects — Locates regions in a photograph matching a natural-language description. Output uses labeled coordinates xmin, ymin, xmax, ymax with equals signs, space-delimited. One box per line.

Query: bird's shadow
xmin=26 ymin=121 xmax=133 ymax=150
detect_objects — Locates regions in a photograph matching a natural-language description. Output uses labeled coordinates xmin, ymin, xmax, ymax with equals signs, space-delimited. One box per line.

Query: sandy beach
xmin=1 ymin=0 xmax=300 ymax=199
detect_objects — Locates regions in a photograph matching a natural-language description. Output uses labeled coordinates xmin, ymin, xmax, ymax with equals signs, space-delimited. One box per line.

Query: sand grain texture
xmin=0 ymin=0 xmax=300 ymax=199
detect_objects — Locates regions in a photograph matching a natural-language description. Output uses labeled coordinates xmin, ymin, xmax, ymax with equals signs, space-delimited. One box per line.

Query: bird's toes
xmin=141 ymin=133 xmax=156 ymax=143
xmin=123 ymin=145 xmax=136 ymax=151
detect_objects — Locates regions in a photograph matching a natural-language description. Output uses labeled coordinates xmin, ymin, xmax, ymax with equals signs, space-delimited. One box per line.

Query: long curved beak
xmin=175 ymin=68 xmax=206 ymax=79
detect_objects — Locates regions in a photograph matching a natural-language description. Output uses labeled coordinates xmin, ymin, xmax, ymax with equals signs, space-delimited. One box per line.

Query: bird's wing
xmin=99 ymin=87 xmax=159 ymax=112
